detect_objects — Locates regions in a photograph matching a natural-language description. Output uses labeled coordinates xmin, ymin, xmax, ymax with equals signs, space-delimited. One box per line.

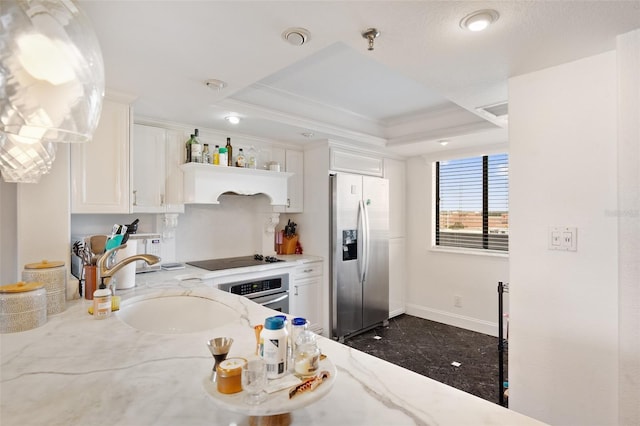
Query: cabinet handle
xmin=132 ymin=190 xmax=137 ymax=206
xmin=303 ymin=269 xmax=312 ymax=273
xmin=287 ymin=198 xmax=291 ymax=208
xmin=160 ymin=194 xmax=165 ymax=206
xmin=294 ymin=285 xmax=298 ymax=296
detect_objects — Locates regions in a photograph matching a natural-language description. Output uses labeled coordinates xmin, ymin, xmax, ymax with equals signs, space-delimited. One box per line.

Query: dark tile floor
xmin=345 ymin=314 xmax=506 ymax=404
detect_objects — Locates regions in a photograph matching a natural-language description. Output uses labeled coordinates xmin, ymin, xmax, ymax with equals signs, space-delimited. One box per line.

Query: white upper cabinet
xmin=330 ymin=146 xmax=383 ymax=177
xmin=131 ymin=124 xmax=184 ymax=214
xmin=273 ymin=148 xmax=303 ymax=213
xmin=70 ymin=97 xmax=132 ymax=214
xmin=285 ymin=149 xmax=303 ymax=212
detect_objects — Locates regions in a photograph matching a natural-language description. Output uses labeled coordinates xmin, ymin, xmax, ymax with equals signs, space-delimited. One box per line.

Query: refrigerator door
xmin=362 ymin=175 xmax=389 ymax=329
xmin=331 ymin=173 xmax=364 ymax=338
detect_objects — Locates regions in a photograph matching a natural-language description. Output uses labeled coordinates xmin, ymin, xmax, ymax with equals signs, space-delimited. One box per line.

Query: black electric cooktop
xmin=187 ymin=254 xmax=284 ymax=272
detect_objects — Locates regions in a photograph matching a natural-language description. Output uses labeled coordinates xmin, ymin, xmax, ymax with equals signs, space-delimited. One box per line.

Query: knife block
xmin=280 ymin=235 xmax=298 ymax=255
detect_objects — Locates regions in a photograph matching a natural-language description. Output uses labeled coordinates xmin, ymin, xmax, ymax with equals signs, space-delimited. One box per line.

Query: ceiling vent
xmin=476 ymin=101 xmax=508 ymax=120
xmin=282 ymin=28 xmax=310 ymax=46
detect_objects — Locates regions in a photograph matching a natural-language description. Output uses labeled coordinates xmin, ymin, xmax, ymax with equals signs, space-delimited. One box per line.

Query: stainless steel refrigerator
xmin=330 ymin=172 xmax=389 ymax=341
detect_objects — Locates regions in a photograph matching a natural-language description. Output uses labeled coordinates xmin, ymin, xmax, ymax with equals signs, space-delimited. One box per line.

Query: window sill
xmin=429 ymin=246 xmax=509 ymax=259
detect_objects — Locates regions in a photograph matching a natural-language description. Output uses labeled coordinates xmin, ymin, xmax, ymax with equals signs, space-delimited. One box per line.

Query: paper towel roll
xmin=113 ymin=240 xmax=137 ymax=290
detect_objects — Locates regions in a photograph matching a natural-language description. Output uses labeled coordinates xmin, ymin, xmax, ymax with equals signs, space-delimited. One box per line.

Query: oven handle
xmin=251 ymin=293 xmax=289 ymax=306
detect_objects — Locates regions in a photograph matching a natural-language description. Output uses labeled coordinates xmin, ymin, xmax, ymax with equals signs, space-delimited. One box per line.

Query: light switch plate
xmin=548 ymin=227 xmax=577 ymax=251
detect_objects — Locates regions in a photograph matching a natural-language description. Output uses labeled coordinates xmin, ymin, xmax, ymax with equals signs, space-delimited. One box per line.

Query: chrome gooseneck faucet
xmin=96 ymin=244 xmax=160 ymax=290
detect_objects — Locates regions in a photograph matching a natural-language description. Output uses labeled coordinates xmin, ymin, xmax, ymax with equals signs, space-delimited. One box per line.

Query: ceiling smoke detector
xmin=361 ymin=28 xmax=380 ymax=51
xmin=282 ymin=28 xmax=310 ymax=46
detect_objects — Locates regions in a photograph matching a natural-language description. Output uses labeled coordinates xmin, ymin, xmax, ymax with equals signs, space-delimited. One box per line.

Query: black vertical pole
xmin=498 ymin=281 xmax=505 ymax=406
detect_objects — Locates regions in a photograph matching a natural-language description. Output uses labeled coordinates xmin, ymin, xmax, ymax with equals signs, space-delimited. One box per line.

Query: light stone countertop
xmin=1 ymin=265 xmax=546 ymax=426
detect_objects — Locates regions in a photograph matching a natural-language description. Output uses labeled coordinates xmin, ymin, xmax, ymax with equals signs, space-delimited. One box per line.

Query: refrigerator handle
xmin=358 ymin=199 xmax=366 ymax=284
xmin=362 ymin=200 xmax=371 ymax=284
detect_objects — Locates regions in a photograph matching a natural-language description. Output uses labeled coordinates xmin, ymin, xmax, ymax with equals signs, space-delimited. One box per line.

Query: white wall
xmin=16 ymin=145 xmax=74 ymax=298
xmin=509 ymin=51 xmax=619 ymax=425
xmin=405 ymin=144 xmax=509 ymax=337
xmin=0 ymin=180 xmax=18 ymax=283
xmin=71 ymin=194 xmax=275 ymax=263
xmin=616 ymin=29 xmax=640 ymax=426
xmin=174 ymin=194 xmax=272 ymax=262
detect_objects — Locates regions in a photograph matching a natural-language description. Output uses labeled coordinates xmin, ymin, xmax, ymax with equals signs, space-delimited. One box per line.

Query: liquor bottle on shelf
xmin=225 ymin=137 xmax=233 ymax=167
xmin=191 ymin=129 xmax=202 ymax=163
xmin=202 ymin=144 xmax=211 ymax=164
xmin=247 ymin=145 xmax=257 ymax=169
xmin=235 ymin=148 xmax=246 ymax=167
xmin=185 ymin=133 xmax=194 ymax=163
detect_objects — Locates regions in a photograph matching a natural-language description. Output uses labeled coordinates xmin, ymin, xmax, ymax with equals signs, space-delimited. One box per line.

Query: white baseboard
xmin=405 ymin=303 xmax=498 ymax=337
xmin=389 ymin=307 xmax=406 ymax=319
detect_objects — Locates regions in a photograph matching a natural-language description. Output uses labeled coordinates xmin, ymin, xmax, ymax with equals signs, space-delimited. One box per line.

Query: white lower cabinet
xmin=289 ymin=261 xmax=322 ymax=333
xmin=130 ymin=123 xmax=184 ymax=213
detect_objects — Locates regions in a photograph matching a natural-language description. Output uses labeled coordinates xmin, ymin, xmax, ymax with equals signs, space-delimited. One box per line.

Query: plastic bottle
xmin=235 ymin=148 xmax=246 ymax=167
xmin=213 ymin=145 xmax=220 ymax=165
xmin=218 ymin=146 xmax=228 ymax=167
xmin=191 ymin=129 xmax=202 ymax=163
xmin=93 ymin=283 xmax=111 ymax=319
xmin=260 ymin=316 xmax=288 ymax=379
xmin=225 ymin=137 xmax=233 ymax=167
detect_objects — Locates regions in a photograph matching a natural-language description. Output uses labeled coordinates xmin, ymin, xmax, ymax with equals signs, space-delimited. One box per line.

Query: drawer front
xmin=294 ymin=262 xmax=322 ymax=278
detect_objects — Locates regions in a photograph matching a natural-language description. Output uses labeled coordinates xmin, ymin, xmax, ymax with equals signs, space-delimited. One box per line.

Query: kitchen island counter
xmin=1 ymin=271 xmax=544 ymax=426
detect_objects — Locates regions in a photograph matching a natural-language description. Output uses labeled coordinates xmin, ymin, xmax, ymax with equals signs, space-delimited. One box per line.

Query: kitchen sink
xmin=117 ymin=295 xmax=240 ymax=334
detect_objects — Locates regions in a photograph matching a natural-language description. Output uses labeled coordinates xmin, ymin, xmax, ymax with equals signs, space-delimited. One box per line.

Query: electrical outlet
xmin=454 ymin=295 xmax=463 ymax=308
xmin=548 ymin=227 xmax=578 ymax=251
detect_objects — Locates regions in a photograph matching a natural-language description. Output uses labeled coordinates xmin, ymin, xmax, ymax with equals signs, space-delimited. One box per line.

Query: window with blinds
xmin=435 ymin=153 xmax=509 ymax=252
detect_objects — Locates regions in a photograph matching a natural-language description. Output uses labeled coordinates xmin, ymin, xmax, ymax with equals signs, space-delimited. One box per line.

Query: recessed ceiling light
xmin=438 ymin=140 xmax=449 ymax=146
xmin=204 ymin=79 xmax=227 ymax=91
xmin=460 ymin=9 xmax=499 ymax=32
xmin=225 ymin=116 xmax=240 ymax=124
xmin=282 ymin=28 xmax=310 ymax=46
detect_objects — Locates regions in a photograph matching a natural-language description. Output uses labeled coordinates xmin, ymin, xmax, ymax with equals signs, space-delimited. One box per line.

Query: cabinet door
xmin=291 ymin=276 xmax=321 ymax=333
xmin=131 ymin=124 xmax=165 ymax=213
xmin=285 ymin=149 xmax=303 ymax=212
xmin=70 ymin=99 xmax=130 ymax=213
xmin=163 ymin=129 xmax=185 ymax=213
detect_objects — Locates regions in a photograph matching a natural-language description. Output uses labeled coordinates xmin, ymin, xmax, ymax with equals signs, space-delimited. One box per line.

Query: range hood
xmin=180 ymin=163 xmax=293 ymax=205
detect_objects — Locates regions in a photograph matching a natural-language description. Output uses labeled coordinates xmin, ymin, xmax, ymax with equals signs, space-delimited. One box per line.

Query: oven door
xmin=249 ymin=292 xmax=289 ymax=314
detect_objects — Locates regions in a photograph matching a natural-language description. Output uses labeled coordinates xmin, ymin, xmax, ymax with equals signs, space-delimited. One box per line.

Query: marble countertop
xmin=1 ymin=267 xmax=545 ymax=426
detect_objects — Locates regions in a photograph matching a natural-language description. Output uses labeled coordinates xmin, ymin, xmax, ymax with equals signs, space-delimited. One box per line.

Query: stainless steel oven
xmin=218 ymin=273 xmax=289 ymax=313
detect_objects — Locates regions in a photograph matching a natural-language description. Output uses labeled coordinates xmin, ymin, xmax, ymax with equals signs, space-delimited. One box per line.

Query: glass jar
xmin=216 ymin=357 xmax=246 ymax=394
xmin=293 ymin=330 xmax=320 ymax=378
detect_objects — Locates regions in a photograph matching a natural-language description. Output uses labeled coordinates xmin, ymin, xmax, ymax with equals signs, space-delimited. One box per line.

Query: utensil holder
xmin=84 ymin=265 xmax=97 ymax=300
